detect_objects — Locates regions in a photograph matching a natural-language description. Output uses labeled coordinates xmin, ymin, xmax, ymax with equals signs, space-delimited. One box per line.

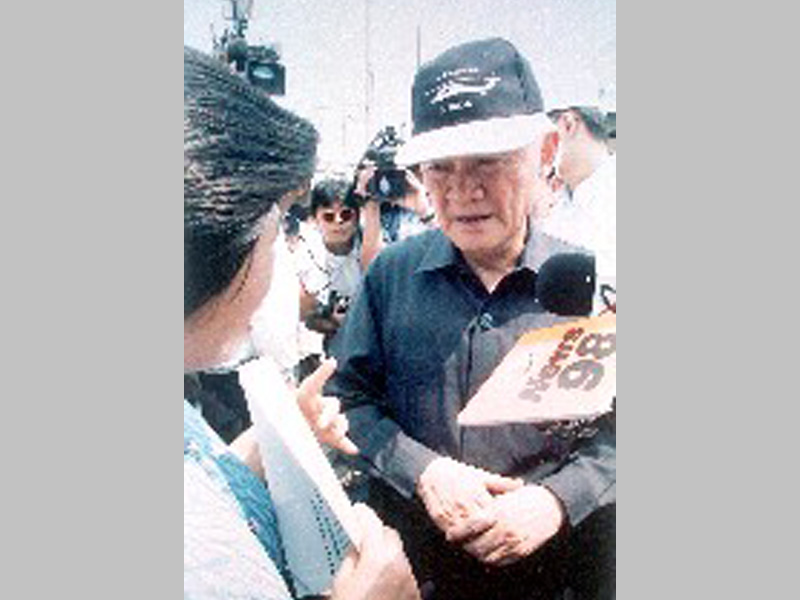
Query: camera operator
xmin=354 ymin=127 xmax=436 ymax=244
xmin=296 ymin=177 xmax=383 ymax=361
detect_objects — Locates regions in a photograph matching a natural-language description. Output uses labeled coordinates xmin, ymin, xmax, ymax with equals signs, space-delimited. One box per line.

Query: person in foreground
xmin=327 ymin=38 xmax=615 ymax=599
xmin=183 ymin=46 xmax=419 ymax=600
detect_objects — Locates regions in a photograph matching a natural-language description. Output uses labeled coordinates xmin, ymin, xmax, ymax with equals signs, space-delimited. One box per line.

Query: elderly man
xmin=328 ymin=38 xmax=615 ymax=600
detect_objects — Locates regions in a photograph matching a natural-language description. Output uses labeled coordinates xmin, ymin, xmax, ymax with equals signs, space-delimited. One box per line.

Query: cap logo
xmin=427 ymin=68 xmax=501 ymax=112
xmin=402 ymin=38 xmax=547 ymax=163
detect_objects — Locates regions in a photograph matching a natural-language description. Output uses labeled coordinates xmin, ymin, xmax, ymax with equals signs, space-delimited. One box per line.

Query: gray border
xmin=11 ymin=3 xmax=176 ymax=598
xmin=621 ymin=1 xmax=790 ymax=597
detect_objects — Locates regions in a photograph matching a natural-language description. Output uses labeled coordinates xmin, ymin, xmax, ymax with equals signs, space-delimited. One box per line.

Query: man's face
xmin=315 ymin=200 xmax=358 ymax=248
xmin=553 ymin=111 xmax=581 ymax=188
xmin=420 ymin=144 xmax=545 ymax=262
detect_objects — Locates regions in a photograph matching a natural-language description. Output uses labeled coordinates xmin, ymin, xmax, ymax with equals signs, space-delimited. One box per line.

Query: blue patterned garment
xmin=184 ymin=400 xmax=294 ymax=599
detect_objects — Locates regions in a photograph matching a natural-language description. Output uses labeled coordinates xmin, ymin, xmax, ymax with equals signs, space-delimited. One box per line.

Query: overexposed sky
xmin=185 ymin=0 xmax=615 ymax=172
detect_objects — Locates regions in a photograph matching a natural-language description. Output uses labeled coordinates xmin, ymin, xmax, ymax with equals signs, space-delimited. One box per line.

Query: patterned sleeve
xmin=184 ymin=401 xmax=295 ymax=599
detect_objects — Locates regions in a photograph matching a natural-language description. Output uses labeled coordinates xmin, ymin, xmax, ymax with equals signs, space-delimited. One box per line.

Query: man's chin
xmin=453 ymin=240 xmax=500 ymax=261
xmin=449 ymin=229 xmax=496 ymax=253
xmin=451 ymin=232 xmax=526 ymax=267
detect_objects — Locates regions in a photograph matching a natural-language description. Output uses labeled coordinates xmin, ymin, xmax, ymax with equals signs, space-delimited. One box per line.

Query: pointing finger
xmin=296 ymin=358 xmax=337 ymax=417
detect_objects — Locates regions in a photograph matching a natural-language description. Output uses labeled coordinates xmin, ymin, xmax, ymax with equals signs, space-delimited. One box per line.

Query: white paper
xmin=238 ymin=356 xmax=360 ymax=597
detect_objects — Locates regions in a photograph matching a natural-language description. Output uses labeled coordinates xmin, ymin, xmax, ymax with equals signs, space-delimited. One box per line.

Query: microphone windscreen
xmin=535 ymin=253 xmax=596 ymax=316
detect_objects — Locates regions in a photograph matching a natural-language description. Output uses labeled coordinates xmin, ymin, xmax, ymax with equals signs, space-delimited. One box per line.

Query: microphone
xmin=535 ymin=253 xmax=596 ymax=316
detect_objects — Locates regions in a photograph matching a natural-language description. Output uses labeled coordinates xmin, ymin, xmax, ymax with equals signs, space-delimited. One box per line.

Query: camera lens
xmin=369 ymin=168 xmax=408 ymax=200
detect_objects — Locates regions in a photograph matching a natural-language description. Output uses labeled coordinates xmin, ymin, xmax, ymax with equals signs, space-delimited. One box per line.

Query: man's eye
xmin=424 ymin=162 xmax=450 ymax=173
xmin=477 ymin=157 xmax=502 ymax=168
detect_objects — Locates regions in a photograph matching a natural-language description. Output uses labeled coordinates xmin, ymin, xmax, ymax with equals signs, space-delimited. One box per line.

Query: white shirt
xmin=295 ymin=228 xmax=364 ymax=307
xmin=248 ymin=231 xmax=305 ymax=378
xmin=542 ymin=154 xmax=616 ymax=281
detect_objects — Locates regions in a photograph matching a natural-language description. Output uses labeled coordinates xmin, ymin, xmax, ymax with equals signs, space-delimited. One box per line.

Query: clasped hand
xmin=417 ymin=457 xmax=565 ymax=566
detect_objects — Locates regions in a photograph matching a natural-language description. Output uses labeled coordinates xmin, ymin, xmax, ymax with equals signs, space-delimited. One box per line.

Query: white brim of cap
xmin=396 ymin=112 xmax=556 ymax=166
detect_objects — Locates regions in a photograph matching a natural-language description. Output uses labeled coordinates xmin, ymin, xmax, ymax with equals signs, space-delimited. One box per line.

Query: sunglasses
xmin=320 ymin=208 xmax=356 ymax=223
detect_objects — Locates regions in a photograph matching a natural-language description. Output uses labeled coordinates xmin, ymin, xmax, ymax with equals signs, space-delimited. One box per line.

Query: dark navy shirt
xmin=327 ymin=226 xmax=615 ymax=527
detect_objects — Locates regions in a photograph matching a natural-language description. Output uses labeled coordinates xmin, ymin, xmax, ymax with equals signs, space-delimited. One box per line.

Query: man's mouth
xmin=455 ymin=214 xmax=491 ymax=224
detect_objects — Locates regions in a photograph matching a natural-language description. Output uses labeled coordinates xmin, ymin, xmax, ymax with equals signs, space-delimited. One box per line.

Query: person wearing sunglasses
xmin=296 ymin=177 xmax=384 ymax=360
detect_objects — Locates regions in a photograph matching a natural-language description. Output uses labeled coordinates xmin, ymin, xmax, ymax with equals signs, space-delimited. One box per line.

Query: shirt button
xmin=478 ymin=312 xmax=494 ymax=330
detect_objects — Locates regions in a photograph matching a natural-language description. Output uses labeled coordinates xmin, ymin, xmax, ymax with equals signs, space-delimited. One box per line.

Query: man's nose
xmin=446 ymin=166 xmax=485 ymax=203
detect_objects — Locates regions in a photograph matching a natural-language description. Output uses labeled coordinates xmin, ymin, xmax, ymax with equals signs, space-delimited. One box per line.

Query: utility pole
xmin=231 ymin=0 xmax=249 ymax=37
xmin=364 ymin=0 xmax=372 ymax=148
xmin=416 ymin=24 xmax=422 ymax=69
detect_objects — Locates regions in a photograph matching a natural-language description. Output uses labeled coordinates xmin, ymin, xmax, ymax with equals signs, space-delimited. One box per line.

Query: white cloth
xmin=250 ymin=231 xmax=304 ymax=379
xmin=295 ymin=228 xmax=364 ymax=307
xmin=542 ymin=154 xmax=616 ymax=280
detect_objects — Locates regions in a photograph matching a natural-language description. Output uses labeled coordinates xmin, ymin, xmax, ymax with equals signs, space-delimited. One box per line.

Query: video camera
xmin=223 ymin=35 xmax=286 ymax=95
xmin=314 ymin=289 xmax=350 ymax=321
xmin=362 ymin=126 xmax=409 ymax=202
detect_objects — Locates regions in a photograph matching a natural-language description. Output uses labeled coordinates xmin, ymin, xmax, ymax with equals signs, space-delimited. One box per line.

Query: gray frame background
xmin=4 ymin=0 xmax=791 ymax=598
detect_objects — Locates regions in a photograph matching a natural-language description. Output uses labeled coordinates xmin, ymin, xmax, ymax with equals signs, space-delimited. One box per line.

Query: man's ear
xmin=561 ymin=110 xmax=581 ymax=136
xmin=540 ymin=130 xmax=559 ymax=177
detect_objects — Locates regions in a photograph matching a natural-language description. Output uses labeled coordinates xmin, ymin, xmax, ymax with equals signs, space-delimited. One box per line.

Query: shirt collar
xmin=416 ymin=229 xmax=459 ymax=273
xmin=520 ymin=226 xmax=571 ymax=272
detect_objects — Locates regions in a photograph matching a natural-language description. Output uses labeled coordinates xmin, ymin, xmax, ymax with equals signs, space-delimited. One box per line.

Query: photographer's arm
xmin=353 ymin=164 xmax=384 ymax=269
xmin=359 ymin=200 xmax=384 ymax=269
xmin=400 ymin=168 xmax=434 ymax=223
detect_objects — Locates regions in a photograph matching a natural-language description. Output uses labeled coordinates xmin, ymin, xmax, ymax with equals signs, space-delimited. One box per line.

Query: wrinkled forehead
xmin=422 ymin=143 xmax=538 ymax=168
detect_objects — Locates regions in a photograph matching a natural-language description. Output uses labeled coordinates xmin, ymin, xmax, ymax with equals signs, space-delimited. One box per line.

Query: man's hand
xmin=416 ymin=457 xmax=523 ymax=534
xmin=296 ymin=358 xmax=358 ymax=455
xmin=354 ymin=162 xmax=377 ymax=197
xmin=228 ymin=426 xmax=264 ymax=479
xmin=446 ymin=485 xmax=565 ymax=567
xmin=400 ymin=169 xmax=433 ymax=220
xmin=330 ymin=504 xmax=421 ymax=600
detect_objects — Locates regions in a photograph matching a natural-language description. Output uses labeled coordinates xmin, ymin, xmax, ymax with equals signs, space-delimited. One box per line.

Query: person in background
xmin=354 ymin=127 xmax=437 ymax=244
xmin=542 ymin=105 xmax=616 ymax=283
xmin=327 ymin=38 xmax=615 ymax=600
xmin=184 ymin=45 xmax=419 ymax=600
xmin=282 ymin=202 xmax=310 ymax=253
xmin=295 ymin=177 xmax=383 ymax=362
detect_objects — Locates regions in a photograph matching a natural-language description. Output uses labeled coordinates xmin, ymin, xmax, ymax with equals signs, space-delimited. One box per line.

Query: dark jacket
xmin=327 ymin=226 xmax=615 ymax=599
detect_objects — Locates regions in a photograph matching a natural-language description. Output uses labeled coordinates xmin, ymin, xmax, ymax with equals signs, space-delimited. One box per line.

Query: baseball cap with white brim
xmin=397 ymin=38 xmax=555 ymax=166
